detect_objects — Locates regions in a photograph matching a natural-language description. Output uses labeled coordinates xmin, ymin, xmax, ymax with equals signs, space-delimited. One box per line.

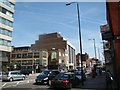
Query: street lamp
xmin=88 ymin=39 xmax=97 ymax=59
xmin=66 ymin=2 xmax=84 ymax=86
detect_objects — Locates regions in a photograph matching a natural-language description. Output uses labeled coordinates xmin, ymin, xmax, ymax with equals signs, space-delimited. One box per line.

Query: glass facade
xmin=0 ymin=39 xmax=11 ymax=46
xmin=1 ymin=0 xmax=15 ymax=9
xmin=0 ymin=6 xmax=13 ymax=18
xmin=0 ymin=17 xmax=13 ymax=27
xmin=0 ymin=0 xmax=15 ymax=72
xmin=0 ymin=27 xmax=12 ymax=37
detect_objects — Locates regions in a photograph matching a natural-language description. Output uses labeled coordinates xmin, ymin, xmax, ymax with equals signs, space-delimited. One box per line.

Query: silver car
xmin=2 ymin=71 xmax=26 ymax=82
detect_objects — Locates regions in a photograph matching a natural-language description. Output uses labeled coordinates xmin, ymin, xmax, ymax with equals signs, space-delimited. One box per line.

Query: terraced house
xmin=0 ymin=0 xmax=15 ymax=71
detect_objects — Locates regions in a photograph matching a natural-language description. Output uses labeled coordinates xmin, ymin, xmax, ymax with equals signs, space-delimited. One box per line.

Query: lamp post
xmin=66 ymin=2 xmax=84 ymax=86
xmin=88 ymin=39 xmax=97 ymax=59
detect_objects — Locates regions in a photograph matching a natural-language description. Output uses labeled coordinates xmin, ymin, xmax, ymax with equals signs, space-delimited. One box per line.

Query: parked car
xmin=50 ymin=72 xmax=79 ymax=89
xmin=20 ymin=69 xmax=32 ymax=76
xmin=35 ymin=70 xmax=60 ymax=85
xmin=49 ymin=70 xmax=60 ymax=79
xmin=2 ymin=71 xmax=26 ymax=82
xmin=74 ymin=71 xmax=86 ymax=82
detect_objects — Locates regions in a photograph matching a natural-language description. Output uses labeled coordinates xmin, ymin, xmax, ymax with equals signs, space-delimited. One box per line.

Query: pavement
xmin=77 ymin=72 xmax=106 ymax=90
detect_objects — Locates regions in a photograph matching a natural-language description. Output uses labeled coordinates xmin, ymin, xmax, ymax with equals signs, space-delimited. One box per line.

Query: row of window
xmin=1 ymin=0 xmax=15 ymax=9
xmin=13 ymin=60 xmax=47 ymax=66
xmin=11 ymin=52 xmax=47 ymax=59
xmin=0 ymin=39 xmax=11 ymax=46
xmin=12 ymin=53 xmax=40 ymax=58
xmin=0 ymin=7 xmax=13 ymax=18
xmin=0 ymin=17 xmax=13 ymax=27
xmin=0 ymin=27 xmax=12 ymax=37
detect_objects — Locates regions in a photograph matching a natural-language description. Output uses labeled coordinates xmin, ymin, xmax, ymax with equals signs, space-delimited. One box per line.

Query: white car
xmin=2 ymin=71 xmax=26 ymax=82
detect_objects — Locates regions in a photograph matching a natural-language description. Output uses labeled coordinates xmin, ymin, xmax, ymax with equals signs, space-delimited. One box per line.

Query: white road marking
xmin=16 ymin=82 xmax=19 ymax=85
xmin=27 ymin=80 xmax=29 ymax=83
xmin=2 ymin=83 xmax=7 ymax=87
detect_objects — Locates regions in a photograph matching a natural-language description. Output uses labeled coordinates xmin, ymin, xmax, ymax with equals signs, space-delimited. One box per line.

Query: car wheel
xmin=48 ymin=80 xmax=51 ymax=85
xmin=69 ymin=83 xmax=72 ymax=89
xmin=22 ymin=77 xmax=25 ymax=80
xmin=9 ymin=78 xmax=13 ymax=82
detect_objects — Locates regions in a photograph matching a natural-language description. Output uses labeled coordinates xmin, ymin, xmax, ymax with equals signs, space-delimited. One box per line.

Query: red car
xmin=50 ymin=72 xmax=79 ymax=89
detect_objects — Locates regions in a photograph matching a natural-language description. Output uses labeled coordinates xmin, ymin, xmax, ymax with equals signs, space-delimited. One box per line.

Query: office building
xmin=10 ymin=46 xmax=48 ymax=72
xmin=0 ymin=0 xmax=15 ymax=71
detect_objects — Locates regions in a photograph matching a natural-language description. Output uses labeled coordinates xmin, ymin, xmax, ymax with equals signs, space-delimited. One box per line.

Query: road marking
xmin=27 ymin=80 xmax=29 ymax=83
xmin=2 ymin=83 xmax=7 ymax=87
xmin=16 ymin=82 xmax=19 ymax=85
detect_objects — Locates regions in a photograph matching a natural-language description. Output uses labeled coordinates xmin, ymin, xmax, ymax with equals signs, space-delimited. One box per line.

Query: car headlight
xmin=44 ymin=77 xmax=48 ymax=80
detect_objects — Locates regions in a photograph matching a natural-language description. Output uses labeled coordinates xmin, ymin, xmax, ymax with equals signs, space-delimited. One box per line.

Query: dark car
xmin=20 ymin=69 xmax=32 ymax=76
xmin=50 ymin=72 xmax=79 ymax=89
xmin=35 ymin=70 xmax=60 ymax=85
xmin=74 ymin=71 xmax=86 ymax=82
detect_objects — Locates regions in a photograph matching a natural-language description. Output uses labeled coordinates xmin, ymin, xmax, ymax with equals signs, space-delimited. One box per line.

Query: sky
xmin=12 ymin=1 xmax=107 ymax=60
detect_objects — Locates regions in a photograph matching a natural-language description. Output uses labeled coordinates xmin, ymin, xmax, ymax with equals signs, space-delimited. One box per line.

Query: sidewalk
xmin=78 ymin=72 xmax=106 ymax=90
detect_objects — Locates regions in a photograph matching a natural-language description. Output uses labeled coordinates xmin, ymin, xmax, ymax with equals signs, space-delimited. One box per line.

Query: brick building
xmin=31 ymin=32 xmax=76 ymax=70
xmin=100 ymin=1 xmax=120 ymax=88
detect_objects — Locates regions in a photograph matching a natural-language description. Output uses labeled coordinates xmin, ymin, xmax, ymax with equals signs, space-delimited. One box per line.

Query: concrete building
xmin=0 ymin=0 xmax=15 ymax=71
xmin=10 ymin=46 xmax=48 ymax=72
xmin=31 ymin=32 xmax=76 ymax=70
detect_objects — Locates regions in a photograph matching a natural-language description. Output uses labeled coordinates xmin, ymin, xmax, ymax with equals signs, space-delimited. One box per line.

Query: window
xmin=0 ymin=17 xmax=13 ymax=27
xmin=0 ymin=27 xmax=12 ymax=37
xmin=2 ymin=0 xmax=15 ymax=9
xmin=22 ymin=60 xmax=27 ymax=65
xmin=42 ymin=52 xmax=47 ymax=58
xmin=28 ymin=53 xmax=33 ymax=58
xmin=34 ymin=52 xmax=39 ymax=58
xmin=0 ymin=39 xmax=3 ymax=45
xmin=22 ymin=53 xmax=27 ymax=58
xmin=17 ymin=54 xmax=21 ymax=58
xmin=0 ymin=39 xmax=11 ymax=46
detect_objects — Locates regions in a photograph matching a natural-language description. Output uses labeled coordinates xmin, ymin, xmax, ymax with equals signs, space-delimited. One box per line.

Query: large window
xmin=2 ymin=0 xmax=15 ymax=9
xmin=0 ymin=17 xmax=13 ymax=27
xmin=22 ymin=53 xmax=27 ymax=58
xmin=28 ymin=53 xmax=33 ymax=58
xmin=42 ymin=52 xmax=47 ymax=58
xmin=34 ymin=52 xmax=39 ymax=58
xmin=0 ymin=7 xmax=13 ymax=18
xmin=16 ymin=54 xmax=21 ymax=58
xmin=0 ymin=28 xmax=12 ymax=37
xmin=22 ymin=60 xmax=33 ymax=65
xmin=0 ymin=39 xmax=11 ymax=46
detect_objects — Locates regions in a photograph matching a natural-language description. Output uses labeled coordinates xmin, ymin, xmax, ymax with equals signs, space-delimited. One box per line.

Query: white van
xmin=2 ymin=71 xmax=26 ymax=82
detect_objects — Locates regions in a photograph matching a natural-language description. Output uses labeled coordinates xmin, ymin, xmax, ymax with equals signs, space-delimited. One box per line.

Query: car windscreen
xmin=55 ymin=74 xmax=69 ymax=79
xmin=74 ymin=71 xmax=81 ymax=75
xmin=42 ymin=70 xmax=50 ymax=75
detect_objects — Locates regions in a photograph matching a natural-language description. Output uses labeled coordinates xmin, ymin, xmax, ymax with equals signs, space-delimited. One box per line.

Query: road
xmin=1 ymin=82 xmax=84 ymax=90
xmin=1 ymin=74 xmax=85 ymax=90
xmin=1 ymin=73 xmax=39 ymax=88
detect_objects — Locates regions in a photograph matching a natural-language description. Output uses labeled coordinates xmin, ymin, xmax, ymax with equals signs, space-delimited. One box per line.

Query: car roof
xmin=63 ymin=72 xmax=74 ymax=75
xmin=8 ymin=70 xmax=20 ymax=73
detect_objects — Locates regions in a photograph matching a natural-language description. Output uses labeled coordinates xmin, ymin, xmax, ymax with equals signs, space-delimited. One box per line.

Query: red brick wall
xmin=107 ymin=2 xmax=120 ymax=87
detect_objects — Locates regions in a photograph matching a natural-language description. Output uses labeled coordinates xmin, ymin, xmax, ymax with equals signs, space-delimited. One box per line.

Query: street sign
xmin=100 ymin=24 xmax=110 ymax=33
xmin=101 ymin=31 xmax=113 ymax=40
